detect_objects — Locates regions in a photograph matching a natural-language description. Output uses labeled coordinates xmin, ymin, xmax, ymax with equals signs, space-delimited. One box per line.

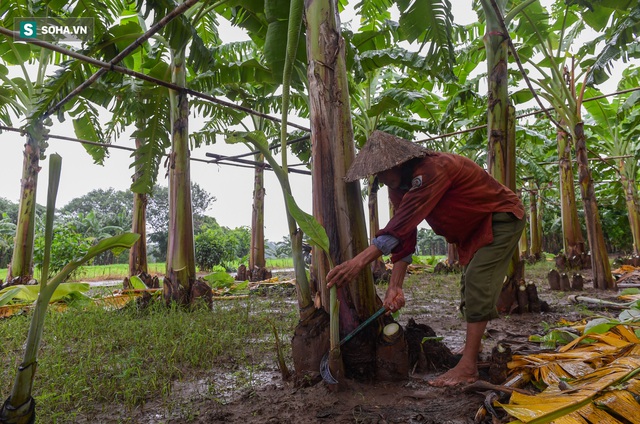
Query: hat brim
xmin=345 ymin=131 xmax=427 ymax=182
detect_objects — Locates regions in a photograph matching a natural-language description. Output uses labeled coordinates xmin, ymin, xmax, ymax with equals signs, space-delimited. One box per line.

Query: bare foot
xmin=428 ymin=367 xmax=479 ymax=388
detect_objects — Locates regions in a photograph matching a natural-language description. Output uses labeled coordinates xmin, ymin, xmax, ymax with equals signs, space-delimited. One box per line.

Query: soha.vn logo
xmin=16 ymin=18 xmax=94 ymax=43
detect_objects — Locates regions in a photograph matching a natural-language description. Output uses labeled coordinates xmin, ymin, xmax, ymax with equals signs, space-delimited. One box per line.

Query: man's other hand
xmin=383 ymin=286 xmax=405 ymax=312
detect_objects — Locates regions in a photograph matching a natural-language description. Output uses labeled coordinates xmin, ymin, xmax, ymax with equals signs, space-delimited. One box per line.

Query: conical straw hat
xmin=345 ymin=131 xmax=428 ymax=182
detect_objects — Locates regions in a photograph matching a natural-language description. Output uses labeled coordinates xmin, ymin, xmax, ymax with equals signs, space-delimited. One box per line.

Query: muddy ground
xmin=122 ymin=266 xmax=622 ymax=424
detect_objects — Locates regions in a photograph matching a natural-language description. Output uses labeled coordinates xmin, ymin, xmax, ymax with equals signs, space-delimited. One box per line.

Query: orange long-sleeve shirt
xmin=376 ymin=152 xmax=525 ymax=265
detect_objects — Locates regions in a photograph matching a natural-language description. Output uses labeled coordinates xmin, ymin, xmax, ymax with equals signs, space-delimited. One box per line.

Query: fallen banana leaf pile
xmin=613 ymin=265 xmax=640 ymax=288
xmin=206 ymin=275 xmax=295 ymax=297
xmin=0 ymin=289 xmax=155 ymax=318
xmin=491 ymin=292 xmax=640 ymax=424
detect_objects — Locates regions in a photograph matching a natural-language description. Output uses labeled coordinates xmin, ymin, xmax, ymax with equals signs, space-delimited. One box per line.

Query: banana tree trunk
xmin=7 ymin=128 xmax=43 ymax=285
xmin=519 ymin=195 xmax=530 ymax=259
xmin=536 ymin=187 xmax=544 ymax=254
xmin=619 ymin=160 xmax=640 ymax=256
xmin=164 ymin=48 xmax=197 ymax=304
xmin=528 ymin=183 xmax=542 ymax=260
xmin=129 ymin=132 xmax=148 ymax=276
xmin=574 ymin=122 xmax=614 ymax=289
xmin=483 ymin=0 xmax=509 ymax=185
xmin=482 ymin=0 xmax=525 ymax=309
xmin=129 ymin=192 xmax=148 ymax=276
xmin=305 ymin=0 xmax=378 ymax=379
xmin=557 ymin=125 xmax=585 ymax=258
xmin=249 ymin=154 xmax=266 ymax=270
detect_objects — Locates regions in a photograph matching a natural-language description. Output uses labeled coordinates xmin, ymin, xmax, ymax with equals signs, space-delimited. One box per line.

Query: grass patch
xmin=265 ymin=257 xmax=294 ymax=269
xmin=218 ymin=257 xmax=294 ymax=271
xmin=0 ymin=296 xmax=298 ymax=422
xmin=0 ymin=264 xmax=167 ymax=283
xmin=72 ymin=263 xmax=167 ymax=281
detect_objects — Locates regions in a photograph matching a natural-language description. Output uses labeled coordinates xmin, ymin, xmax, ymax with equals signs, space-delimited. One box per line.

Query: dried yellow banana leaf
xmin=500 ymin=353 xmax=640 ymax=423
xmin=593 ymin=390 xmax=640 ymax=424
xmin=574 ymin=404 xmax=624 ymax=424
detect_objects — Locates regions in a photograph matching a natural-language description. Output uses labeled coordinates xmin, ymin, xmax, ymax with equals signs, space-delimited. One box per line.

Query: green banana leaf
xmin=128 ymin=275 xmax=147 ymax=290
xmin=0 ymin=283 xmax=90 ymax=306
xmin=284 ymin=191 xmax=330 ymax=256
xmin=203 ymin=271 xmax=236 ymax=288
xmin=0 ymin=287 xmax=23 ymax=307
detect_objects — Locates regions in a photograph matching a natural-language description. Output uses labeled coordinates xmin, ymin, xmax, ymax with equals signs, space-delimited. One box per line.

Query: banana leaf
xmin=203 ymin=271 xmax=236 ymax=288
xmin=128 ymin=275 xmax=148 ymax=290
xmin=0 ymin=283 xmax=90 ymax=305
xmin=284 ymin=191 xmax=330 ymax=258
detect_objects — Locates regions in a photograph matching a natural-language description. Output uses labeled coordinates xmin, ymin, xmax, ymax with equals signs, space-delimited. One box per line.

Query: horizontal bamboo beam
xmin=0 ymin=125 xmax=311 ymax=175
xmin=205 ymin=152 xmax=310 ymax=175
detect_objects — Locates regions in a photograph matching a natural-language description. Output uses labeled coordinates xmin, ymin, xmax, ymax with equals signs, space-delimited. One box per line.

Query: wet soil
xmin=116 ymin=266 xmax=621 ymax=424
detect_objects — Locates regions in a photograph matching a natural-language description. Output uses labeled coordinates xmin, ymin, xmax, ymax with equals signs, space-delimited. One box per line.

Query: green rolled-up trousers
xmin=460 ymin=212 xmax=526 ymax=323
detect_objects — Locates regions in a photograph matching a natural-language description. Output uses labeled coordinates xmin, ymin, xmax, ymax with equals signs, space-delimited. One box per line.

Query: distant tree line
xmin=0 ymin=184 xmax=253 ymax=273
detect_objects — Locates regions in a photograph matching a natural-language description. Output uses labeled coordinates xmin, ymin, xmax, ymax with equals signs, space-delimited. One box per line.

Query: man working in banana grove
xmin=326 ymin=130 xmax=525 ymax=387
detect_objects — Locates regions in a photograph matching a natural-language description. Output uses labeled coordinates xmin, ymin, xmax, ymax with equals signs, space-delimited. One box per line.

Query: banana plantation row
xmin=0 ymin=0 xmax=639 ymax=422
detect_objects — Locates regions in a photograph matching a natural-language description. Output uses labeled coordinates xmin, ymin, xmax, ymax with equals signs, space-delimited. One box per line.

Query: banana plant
xmin=0 ymin=154 xmax=139 ymax=424
xmin=0 ymin=1 xmax=54 ymax=285
xmin=226 ymin=130 xmax=313 ymax=314
xmin=515 ymin=123 xmax=557 ymax=261
xmin=119 ymin=0 xmax=218 ymax=304
xmin=220 ymin=0 xmax=314 ymax=318
xmin=90 ymin=13 xmax=172 ymax=277
xmin=513 ymin=1 xmax=619 ymax=288
xmin=305 ymin=0 xmax=370 ymax=360
xmin=476 ymin=0 xmax=539 ymax=301
xmin=189 ymin=36 xmax=309 ymax=274
xmin=582 ymin=67 xmax=640 ymax=256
